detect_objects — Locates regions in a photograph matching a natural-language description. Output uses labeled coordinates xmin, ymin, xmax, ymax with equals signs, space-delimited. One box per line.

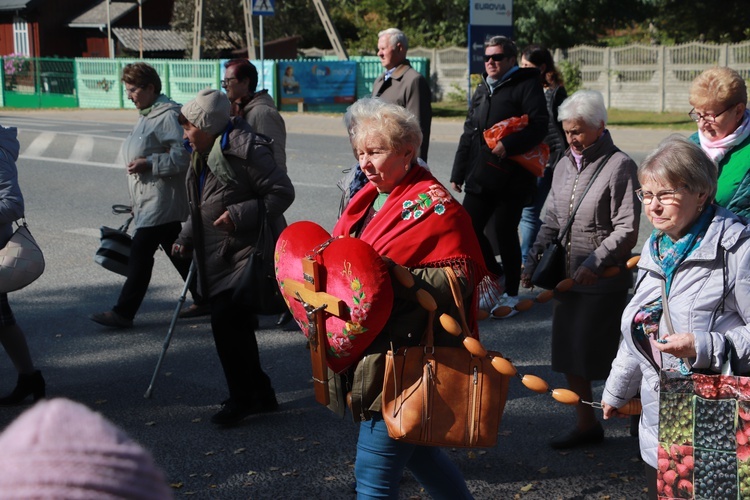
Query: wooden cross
xmin=282 ymin=257 xmax=347 ymax=406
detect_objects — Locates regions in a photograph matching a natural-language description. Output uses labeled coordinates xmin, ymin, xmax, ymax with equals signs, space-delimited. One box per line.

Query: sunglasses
xmin=484 ymin=53 xmax=507 ymax=63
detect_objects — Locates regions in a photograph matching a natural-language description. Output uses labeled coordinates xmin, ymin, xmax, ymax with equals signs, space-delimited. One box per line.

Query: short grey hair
xmin=485 ymin=36 xmax=517 ymax=59
xmin=639 ymin=134 xmax=717 ymax=204
xmin=378 ymin=28 xmax=408 ymax=51
xmin=558 ymin=90 xmax=608 ymax=128
xmin=345 ymin=97 xmax=422 ymax=162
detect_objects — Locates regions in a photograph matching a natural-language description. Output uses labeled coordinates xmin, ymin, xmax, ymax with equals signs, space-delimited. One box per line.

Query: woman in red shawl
xmin=334 ymin=98 xmax=488 ymax=499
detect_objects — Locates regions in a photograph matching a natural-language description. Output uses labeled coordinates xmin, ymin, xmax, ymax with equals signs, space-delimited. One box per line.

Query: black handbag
xmin=531 ymin=238 xmax=566 ymax=289
xmin=531 ymin=150 xmax=617 ymax=289
xmin=94 ymin=205 xmax=133 ymax=277
xmin=232 ymin=209 xmax=287 ymax=315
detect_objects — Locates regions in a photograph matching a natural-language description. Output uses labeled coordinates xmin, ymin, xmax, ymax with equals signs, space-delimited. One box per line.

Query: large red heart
xmin=275 ymin=221 xmax=393 ymax=373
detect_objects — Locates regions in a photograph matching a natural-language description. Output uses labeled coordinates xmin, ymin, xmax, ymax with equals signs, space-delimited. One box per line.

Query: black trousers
xmin=210 ymin=289 xmax=273 ymax=403
xmin=113 ymin=222 xmax=197 ymax=320
xmin=462 ymin=188 xmax=529 ymax=296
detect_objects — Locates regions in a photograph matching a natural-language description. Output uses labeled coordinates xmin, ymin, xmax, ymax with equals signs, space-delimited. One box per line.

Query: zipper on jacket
xmin=565 ymin=172 xmax=581 ymax=275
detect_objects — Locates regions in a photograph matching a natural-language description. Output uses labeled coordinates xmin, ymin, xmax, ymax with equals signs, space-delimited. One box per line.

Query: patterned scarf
xmin=698 ymin=109 xmax=750 ymax=163
xmin=632 ymin=205 xmax=715 ymax=366
xmin=334 ymin=165 xmax=490 ymax=335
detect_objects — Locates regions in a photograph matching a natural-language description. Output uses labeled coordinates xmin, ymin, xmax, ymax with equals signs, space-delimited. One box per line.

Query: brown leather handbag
xmin=381 ymin=267 xmax=510 ymax=448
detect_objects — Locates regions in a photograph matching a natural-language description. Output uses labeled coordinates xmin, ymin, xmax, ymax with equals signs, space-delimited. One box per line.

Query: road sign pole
xmin=259 ymin=16 xmax=264 ymax=89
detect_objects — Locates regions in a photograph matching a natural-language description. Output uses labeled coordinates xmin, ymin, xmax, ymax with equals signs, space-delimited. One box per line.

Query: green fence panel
xmin=168 ymin=61 xmax=220 ymax=106
xmin=76 ymin=59 xmax=122 ymax=108
xmin=2 ymin=57 xmax=77 ymax=108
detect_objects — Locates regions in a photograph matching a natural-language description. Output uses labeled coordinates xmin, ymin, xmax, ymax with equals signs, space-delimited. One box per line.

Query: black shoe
xmin=89 ymin=311 xmax=133 ymax=329
xmin=0 ymin=370 xmax=45 ymax=406
xmin=211 ymin=394 xmax=279 ymax=426
xmin=550 ymin=423 xmax=604 ymax=449
xmin=276 ymin=311 xmax=292 ymax=326
xmin=179 ymin=303 xmax=212 ymax=319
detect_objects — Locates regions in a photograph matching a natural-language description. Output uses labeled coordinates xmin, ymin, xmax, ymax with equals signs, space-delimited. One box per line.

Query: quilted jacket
xmin=603 ymin=206 xmax=750 ymax=468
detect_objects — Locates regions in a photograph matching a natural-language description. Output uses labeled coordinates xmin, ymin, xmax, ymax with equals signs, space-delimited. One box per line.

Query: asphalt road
xmin=0 ymin=109 xmax=681 ymax=499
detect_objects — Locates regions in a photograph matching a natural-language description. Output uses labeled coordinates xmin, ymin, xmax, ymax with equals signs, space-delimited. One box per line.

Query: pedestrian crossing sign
xmin=252 ymin=0 xmax=275 ymax=16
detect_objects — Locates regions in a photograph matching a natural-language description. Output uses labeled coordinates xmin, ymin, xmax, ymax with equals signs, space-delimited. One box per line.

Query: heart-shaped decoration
xmin=275 ymin=221 xmax=393 ymax=373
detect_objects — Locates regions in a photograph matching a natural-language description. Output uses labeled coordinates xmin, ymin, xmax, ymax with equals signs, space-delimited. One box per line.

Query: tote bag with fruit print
xmin=657 ymin=366 xmax=750 ymax=500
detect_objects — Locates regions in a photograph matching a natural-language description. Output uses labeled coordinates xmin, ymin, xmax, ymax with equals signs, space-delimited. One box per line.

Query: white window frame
xmin=13 ymin=16 xmax=29 ymax=56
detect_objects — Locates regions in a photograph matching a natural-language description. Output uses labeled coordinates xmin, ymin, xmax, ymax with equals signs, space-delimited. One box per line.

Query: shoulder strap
xmin=559 ymin=149 xmax=618 ymax=240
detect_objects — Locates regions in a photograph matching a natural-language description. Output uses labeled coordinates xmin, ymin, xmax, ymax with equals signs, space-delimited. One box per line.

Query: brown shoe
xmin=179 ymin=303 xmax=212 ymax=318
xmin=89 ymin=311 xmax=133 ymax=329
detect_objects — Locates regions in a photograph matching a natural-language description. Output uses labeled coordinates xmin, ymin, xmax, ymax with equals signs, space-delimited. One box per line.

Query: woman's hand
xmin=520 ymin=272 xmax=533 ymax=289
xmin=213 ymin=211 xmax=236 ymax=232
xmin=602 ymin=401 xmax=626 ymax=420
xmin=171 ymin=243 xmax=192 ymax=259
xmin=126 ymin=157 xmax=150 ymax=175
xmin=651 ymin=333 xmax=697 ymax=358
xmin=450 ymin=182 xmax=462 ymax=194
xmin=573 ymin=266 xmax=598 ymax=286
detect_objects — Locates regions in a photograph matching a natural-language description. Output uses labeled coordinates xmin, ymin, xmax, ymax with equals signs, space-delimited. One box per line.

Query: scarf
xmin=633 ymin=205 xmax=715 ymax=368
xmin=698 ymin=109 xmax=750 ymax=163
xmin=334 ymin=165 xmax=491 ymax=334
xmin=190 ymin=122 xmax=237 ymax=186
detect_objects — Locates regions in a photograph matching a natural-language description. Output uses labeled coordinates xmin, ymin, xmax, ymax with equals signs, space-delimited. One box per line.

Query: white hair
xmin=558 ymin=90 xmax=608 ymax=128
xmin=378 ymin=28 xmax=408 ymax=51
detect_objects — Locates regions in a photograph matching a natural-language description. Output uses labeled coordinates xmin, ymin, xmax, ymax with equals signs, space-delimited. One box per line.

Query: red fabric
xmin=483 ymin=114 xmax=550 ymax=177
xmin=334 ymin=165 xmax=489 ymax=335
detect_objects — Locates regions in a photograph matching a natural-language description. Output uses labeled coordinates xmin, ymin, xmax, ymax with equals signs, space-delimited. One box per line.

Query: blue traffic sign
xmin=252 ymin=0 xmax=275 ymax=16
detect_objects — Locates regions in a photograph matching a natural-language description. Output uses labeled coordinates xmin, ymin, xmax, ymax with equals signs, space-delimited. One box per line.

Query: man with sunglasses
xmin=450 ymin=36 xmax=548 ymax=317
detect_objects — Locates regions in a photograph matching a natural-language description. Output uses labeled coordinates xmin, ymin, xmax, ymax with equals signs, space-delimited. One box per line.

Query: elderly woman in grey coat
xmin=174 ymin=89 xmax=294 ymax=426
xmin=521 ymin=90 xmax=640 ymax=449
xmin=602 ymin=136 xmax=750 ymax=499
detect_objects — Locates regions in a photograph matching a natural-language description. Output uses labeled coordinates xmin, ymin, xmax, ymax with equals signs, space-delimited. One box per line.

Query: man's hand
xmin=491 ymin=141 xmax=507 ymax=159
xmin=171 ymin=243 xmax=192 ymax=259
xmin=126 ymin=157 xmax=150 ymax=175
xmin=213 ymin=211 xmax=236 ymax=232
xmin=450 ymin=181 xmax=462 ymax=193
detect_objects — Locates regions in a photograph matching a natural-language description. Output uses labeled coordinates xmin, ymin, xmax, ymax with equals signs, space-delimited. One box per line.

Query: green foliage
xmin=558 ymin=60 xmax=582 ymax=94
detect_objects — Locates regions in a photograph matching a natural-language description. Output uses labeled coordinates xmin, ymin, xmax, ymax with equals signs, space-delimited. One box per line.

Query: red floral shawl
xmin=334 ymin=165 xmax=489 ymax=334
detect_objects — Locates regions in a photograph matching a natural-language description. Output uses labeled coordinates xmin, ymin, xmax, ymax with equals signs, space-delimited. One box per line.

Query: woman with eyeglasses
xmin=602 ymin=135 xmax=750 ymax=499
xmin=688 ymin=67 xmax=750 ymax=217
xmin=89 ymin=63 xmax=199 ymax=328
xmin=521 ymin=90 xmax=640 ymax=449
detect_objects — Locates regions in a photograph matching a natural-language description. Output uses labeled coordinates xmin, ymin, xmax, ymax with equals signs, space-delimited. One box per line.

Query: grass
xmin=433 ymin=101 xmax=696 ymax=130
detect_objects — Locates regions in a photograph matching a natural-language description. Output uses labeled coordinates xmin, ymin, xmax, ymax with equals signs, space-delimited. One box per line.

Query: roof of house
xmin=68 ymin=0 xmax=137 ymax=29
xmin=0 ymin=0 xmax=36 ymax=10
xmin=112 ymin=27 xmax=186 ymax=52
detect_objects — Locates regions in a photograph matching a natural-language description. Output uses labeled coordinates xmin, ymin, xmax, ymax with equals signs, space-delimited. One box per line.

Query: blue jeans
xmin=355 ymin=413 xmax=473 ymax=499
xmin=520 ymin=166 xmax=554 ymax=264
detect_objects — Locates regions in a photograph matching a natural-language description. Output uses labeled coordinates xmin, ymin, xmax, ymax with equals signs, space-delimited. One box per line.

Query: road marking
xmin=69 ymin=134 xmax=96 ymax=163
xmin=22 ymin=131 xmax=55 ymax=157
xmin=19 ymin=155 xmax=120 ymax=169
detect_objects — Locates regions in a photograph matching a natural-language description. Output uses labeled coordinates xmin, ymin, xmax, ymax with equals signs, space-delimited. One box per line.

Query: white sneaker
xmin=491 ymin=293 xmax=520 ymax=319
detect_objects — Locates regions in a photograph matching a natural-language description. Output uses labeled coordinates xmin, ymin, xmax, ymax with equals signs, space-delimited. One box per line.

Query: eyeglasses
xmin=484 ymin=53 xmax=507 ymax=63
xmin=688 ymin=105 xmax=736 ymax=123
xmin=125 ymin=86 xmax=144 ymax=95
xmin=220 ymin=77 xmax=238 ymax=86
xmin=635 ymin=186 xmax=686 ymax=205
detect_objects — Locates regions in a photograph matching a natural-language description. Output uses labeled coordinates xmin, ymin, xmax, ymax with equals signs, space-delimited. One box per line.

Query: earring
xmin=698 ymin=206 xmax=703 ymax=212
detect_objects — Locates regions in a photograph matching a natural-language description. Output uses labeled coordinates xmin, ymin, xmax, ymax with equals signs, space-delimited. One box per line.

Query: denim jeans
xmin=355 ymin=413 xmax=473 ymax=499
xmin=520 ymin=166 xmax=554 ymax=264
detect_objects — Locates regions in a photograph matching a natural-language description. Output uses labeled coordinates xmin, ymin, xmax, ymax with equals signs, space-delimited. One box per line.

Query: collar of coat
xmin=382 ymin=60 xmax=413 ymax=81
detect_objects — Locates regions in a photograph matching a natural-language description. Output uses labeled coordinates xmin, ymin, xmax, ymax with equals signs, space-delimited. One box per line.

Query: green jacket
xmin=690 ymin=131 xmax=750 ymax=217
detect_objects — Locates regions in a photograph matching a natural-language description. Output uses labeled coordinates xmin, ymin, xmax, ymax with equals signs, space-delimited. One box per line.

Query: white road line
xmin=69 ymin=134 xmax=95 ymax=163
xmin=19 ymin=155 xmax=120 ymax=169
xmin=22 ymin=131 xmax=55 ymax=157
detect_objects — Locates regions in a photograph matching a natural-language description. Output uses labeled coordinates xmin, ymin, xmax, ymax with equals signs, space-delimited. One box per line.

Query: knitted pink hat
xmin=0 ymin=398 xmax=173 ymax=499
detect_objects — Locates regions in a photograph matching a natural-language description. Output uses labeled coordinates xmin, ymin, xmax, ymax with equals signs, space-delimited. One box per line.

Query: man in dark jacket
xmin=173 ymin=89 xmax=295 ymax=426
xmin=450 ymin=36 xmax=548 ymax=317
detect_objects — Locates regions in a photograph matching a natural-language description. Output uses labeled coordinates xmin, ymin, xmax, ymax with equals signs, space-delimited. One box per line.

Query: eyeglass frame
xmin=124 ymin=85 xmax=145 ymax=95
xmin=484 ymin=53 xmax=507 ymax=63
xmin=688 ymin=104 xmax=738 ymax=124
xmin=635 ymin=186 xmax=687 ymax=205
xmin=220 ymin=77 xmax=239 ymax=87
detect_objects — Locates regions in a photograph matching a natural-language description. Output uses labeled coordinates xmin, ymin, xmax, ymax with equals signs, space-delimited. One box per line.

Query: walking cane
xmin=144 ymin=260 xmax=196 ymax=399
